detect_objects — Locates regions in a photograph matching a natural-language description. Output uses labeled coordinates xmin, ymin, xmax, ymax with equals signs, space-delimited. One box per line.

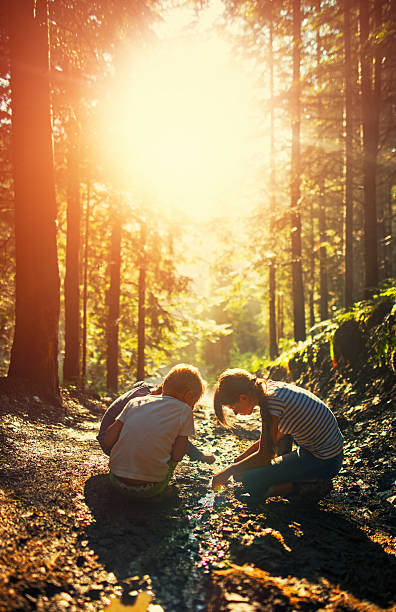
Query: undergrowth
xmin=268 ymin=285 xmax=396 ymax=379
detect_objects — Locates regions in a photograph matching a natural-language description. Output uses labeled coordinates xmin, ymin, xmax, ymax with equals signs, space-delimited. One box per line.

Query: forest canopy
xmin=0 ymin=0 xmax=395 ymax=400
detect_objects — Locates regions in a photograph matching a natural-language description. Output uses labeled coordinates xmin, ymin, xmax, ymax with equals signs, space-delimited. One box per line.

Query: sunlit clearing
xmin=99 ymin=26 xmax=258 ymax=219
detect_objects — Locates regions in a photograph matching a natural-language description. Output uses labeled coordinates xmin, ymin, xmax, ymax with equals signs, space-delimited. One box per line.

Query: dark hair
xmin=213 ymin=369 xmax=256 ymax=425
xmin=213 ymin=368 xmax=275 ymax=458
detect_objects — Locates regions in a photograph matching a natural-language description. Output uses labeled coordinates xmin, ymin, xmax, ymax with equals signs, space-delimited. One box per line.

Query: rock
xmin=268 ymin=365 xmax=288 ymax=381
xmin=332 ymin=319 xmax=366 ymax=368
xmin=365 ymin=297 xmax=394 ymax=329
xmin=336 ymin=415 xmax=349 ymax=432
xmin=288 ymin=356 xmax=305 ymax=380
xmin=316 ymin=342 xmax=331 ymax=367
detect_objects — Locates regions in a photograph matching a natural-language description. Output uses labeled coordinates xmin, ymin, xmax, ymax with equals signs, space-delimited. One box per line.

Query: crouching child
xmin=98 ymin=379 xmax=215 ymax=464
xmin=104 ymin=364 xmax=205 ymax=499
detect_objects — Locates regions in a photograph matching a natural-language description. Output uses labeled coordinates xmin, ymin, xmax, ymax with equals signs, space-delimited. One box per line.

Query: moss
xmin=266 ymin=285 xmax=396 ymax=382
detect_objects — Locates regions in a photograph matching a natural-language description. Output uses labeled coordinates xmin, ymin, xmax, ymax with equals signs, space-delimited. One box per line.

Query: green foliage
xmin=229 ymin=348 xmax=268 ymax=376
xmin=195 ymin=222 xmax=270 ymax=380
xmin=270 ymin=339 xmax=311 ymax=373
xmin=1 ymin=0 xmax=395 ymax=394
xmin=268 ymin=285 xmax=396 ymax=375
xmin=82 ymin=202 xmax=202 ymax=391
xmin=363 ymin=286 xmax=396 ymax=369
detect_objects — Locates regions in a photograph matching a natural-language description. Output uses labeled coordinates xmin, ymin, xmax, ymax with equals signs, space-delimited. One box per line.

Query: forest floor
xmin=0 ymin=370 xmax=395 ymax=612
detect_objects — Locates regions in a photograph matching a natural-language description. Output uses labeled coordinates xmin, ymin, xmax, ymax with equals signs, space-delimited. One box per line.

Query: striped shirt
xmin=263 ymin=381 xmax=343 ymax=459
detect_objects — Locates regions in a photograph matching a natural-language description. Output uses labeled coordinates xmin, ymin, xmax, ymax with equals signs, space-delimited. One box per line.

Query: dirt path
xmin=0 ymin=392 xmax=395 ymax=611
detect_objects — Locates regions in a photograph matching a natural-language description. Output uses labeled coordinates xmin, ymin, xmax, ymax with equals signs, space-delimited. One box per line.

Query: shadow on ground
xmin=84 ymin=472 xmax=396 ymax=610
xmin=226 ymin=495 xmax=396 ymax=609
xmin=84 ymin=473 xmax=210 ymax=610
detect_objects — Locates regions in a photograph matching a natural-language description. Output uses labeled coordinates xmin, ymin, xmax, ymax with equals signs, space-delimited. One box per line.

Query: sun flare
xmin=99 ymin=24 xmax=259 ymax=219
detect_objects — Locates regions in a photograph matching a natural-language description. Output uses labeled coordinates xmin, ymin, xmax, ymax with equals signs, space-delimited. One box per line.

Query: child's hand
xmin=212 ymin=469 xmax=230 ymax=490
xmin=202 ymin=453 xmax=216 ymax=464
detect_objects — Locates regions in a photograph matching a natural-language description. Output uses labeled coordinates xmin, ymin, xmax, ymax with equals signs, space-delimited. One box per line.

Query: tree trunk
xmin=385 ymin=182 xmax=393 ymax=278
xmin=277 ymin=291 xmax=284 ymax=342
xmin=290 ymin=0 xmax=306 ymax=341
xmin=268 ymin=16 xmax=278 ymax=360
xmin=360 ymin=0 xmax=380 ymax=296
xmin=7 ymin=0 xmax=60 ymax=402
xmin=316 ymin=3 xmax=328 ymax=321
xmin=63 ymin=117 xmax=81 ymax=384
xmin=344 ymin=0 xmax=354 ymax=307
xmin=269 ymin=258 xmax=278 ymax=360
xmin=373 ymin=0 xmax=384 ymax=282
xmin=136 ymin=223 xmax=146 ymax=381
xmin=81 ymin=182 xmax=90 ymax=388
xmin=106 ymin=214 xmax=121 ymax=392
xmin=318 ymin=179 xmax=328 ymax=320
xmin=309 ymin=199 xmax=315 ymax=328
xmin=377 ymin=182 xmax=386 ymax=281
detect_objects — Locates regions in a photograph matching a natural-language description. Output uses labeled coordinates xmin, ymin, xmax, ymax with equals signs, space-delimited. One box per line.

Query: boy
xmin=104 ymin=364 xmax=207 ymax=498
xmin=98 ymin=380 xmax=215 ymax=463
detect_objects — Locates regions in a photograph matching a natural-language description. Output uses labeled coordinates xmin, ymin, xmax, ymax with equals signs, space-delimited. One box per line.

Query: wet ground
xmin=0 ymin=386 xmax=395 ymax=611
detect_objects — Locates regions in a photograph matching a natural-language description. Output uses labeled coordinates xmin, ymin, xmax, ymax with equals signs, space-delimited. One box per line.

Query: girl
xmin=212 ymin=369 xmax=343 ymax=500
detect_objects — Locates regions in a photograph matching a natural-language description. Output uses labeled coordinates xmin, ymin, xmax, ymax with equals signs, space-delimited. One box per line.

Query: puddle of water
xmin=198 ymin=491 xmax=216 ymax=508
xmin=187 ymin=489 xmax=233 ymax=523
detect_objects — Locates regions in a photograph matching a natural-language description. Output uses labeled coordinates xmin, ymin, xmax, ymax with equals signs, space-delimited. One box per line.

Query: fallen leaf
xmin=104 ymin=592 xmax=153 ymax=611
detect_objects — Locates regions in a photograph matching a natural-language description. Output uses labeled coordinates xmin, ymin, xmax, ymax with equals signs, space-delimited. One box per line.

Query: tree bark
xmin=385 ymin=182 xmax=393 ymax=278
xmin=290 ymin=0 xmax=306 ymax=341
xmin=7 ymin=0 xmax=60 ymax=402
xmin=318 ymin=179 xmax=328 ymax=320
xmin=373 ymin=0 xmax=384 ymax=282
xmin=106 ymin=214 xmax=121 ymax=392
xmin=269 ymin=258 xmax=278 ymax=360
xmin=277 ymin=291 xmax=284 ymax=342
xmin=316 ymin=2 xmax=328 ymax=321
xmin=344 ymin=0 xmax=354 ymax=307
xmin=81 ymin=182 xmax=90 ymax=388
xmin=63 ymin=116 xmax=81 ymax=384
xmin=360 ymin=0 xmax=380 ymax=296
xmin=136 ymin=222 xmax=146 ymax=381
xmin=309 ymin=199 xmax=315 ymax=328
xmin=268 ymin=16 xmax=278 ymax=359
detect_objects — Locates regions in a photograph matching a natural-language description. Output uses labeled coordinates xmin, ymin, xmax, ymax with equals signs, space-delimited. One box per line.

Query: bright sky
xmin=99 ymin=0 xmax=266 ymax=221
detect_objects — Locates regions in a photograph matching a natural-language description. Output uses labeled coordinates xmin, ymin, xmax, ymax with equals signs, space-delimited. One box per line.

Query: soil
xmin=0 ymin=372 xmax=395 ymax=612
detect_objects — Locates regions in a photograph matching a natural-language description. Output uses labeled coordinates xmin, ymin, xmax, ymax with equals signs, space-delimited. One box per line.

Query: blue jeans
xmin=241 ymin=447 xmax=343 ymax=498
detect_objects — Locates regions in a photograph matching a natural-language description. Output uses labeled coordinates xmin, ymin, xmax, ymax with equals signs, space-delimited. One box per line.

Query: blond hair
xmin=162 ymin=363 xmax=205 ymax=401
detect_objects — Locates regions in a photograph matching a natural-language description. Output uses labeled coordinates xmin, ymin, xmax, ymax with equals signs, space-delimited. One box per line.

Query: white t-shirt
xmin=109 ymin=394 xmax=195 ymax=482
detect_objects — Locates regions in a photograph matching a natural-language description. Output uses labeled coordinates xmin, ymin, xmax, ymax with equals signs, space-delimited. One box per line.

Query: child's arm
xmin=187 ymin=441 xmax=216 ymax=464
xmin=212 ymin=448 xmax=271 ymax=489
xmin=98 ymin=388 xmax=148 ymax=454
xmin=212 ymin=416 xmax=279 ymax=489
xmin=276 ymin=434 xmax=293 ymax=456
xmin=171 ymin=435 xmax=189 ymax=462
xmin=233 ymin=441 xmax=260 ymax=462
xmin=104 ymin=419 xmax=123 ymax=449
